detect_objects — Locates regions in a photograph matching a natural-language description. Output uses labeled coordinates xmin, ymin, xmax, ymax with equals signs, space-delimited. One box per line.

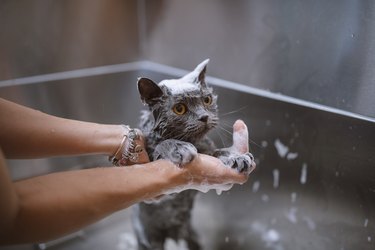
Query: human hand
xmin=160 ymin=120 xmax=256 ymax=196
xmin=184 ymin=119 xmax=255 ymax=185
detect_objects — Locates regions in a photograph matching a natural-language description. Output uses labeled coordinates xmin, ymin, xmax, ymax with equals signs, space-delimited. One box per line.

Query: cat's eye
xmin=203 ymin=95 xmax=213 ymax=105
xmin=172 ymin=103 xmax=187 ymax=115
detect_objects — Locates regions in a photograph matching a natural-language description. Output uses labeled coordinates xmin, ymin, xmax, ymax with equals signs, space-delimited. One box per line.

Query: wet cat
xmin=133 ymin=59 xmax=255 ymax=250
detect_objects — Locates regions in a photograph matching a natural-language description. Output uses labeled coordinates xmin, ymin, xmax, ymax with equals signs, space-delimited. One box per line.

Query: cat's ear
xmin=181 ymin=59 xmax=210 ymax=87
xmin=137 ymin=78 xmax=164 ymax=105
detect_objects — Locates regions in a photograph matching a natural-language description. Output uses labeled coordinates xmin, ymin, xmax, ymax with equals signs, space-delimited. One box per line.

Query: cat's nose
xmin=199 ymin=115 xmax=209 ymax=123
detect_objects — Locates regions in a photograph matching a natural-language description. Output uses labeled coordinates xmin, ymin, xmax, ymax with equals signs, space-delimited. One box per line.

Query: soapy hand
xmin=183 ymin=119 xmax=256 ymax=186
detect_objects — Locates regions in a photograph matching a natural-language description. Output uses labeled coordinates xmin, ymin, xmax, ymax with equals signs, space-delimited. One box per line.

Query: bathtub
xmin=1 ymin=61 xmax=374 ymax=250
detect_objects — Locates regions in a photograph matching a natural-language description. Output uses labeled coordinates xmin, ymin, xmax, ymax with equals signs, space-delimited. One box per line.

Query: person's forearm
xmin=2 ymin=160 xmax=183 ymax=244
xmin=0 ymin=98 xmax=123 ymax=158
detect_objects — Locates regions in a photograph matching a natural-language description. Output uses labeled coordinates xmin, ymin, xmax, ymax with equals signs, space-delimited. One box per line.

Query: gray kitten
xmin=133 ymin=59 xmax=254 ymax=250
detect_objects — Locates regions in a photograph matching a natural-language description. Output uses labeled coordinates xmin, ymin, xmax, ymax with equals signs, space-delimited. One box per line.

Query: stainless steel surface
xmin=2 ymin=0 xmax=375 ymax=118
xmin=143 ymin=0 xmax=375 ymax=118
xmin=0 ymin=67 xmax=374 ymax=249
xmin=0 ymin=0 xmax=140 ymax=80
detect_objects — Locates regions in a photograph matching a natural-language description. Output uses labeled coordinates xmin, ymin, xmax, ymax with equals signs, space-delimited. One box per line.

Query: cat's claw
xmin=153 ymin=139 xmax=198 ymax=167
xmin=217 ymin=153 xmax=254 ymax=174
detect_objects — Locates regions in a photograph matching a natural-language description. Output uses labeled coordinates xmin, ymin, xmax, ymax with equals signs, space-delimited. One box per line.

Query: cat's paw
xmin=214 ymin=151 xmax=255 ymax=174
xmin=153 ymin=139 xmax=198 ymax=167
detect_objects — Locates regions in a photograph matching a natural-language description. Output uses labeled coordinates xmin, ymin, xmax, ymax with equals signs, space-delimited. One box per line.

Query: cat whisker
xmin=218 ymin=122 xmax=262 ymax=150
xmin=216 ymin=125 xmax=233 ymax=140
xmin=219 ymin=105 xmax=249 ymax=117
xmin=212 ymin=129 xmax=228 ymax=148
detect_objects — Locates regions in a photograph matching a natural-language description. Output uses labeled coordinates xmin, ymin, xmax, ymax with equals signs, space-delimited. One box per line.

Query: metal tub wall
xmin=0 ymin=68 xmax=374 ymax=250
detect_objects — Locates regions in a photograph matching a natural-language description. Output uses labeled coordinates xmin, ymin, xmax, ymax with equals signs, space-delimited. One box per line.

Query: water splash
xmin=251 ymin=222 xmax=283 ymax=250
xmin=300 ymin=163 xmax=308 ymax=184
xmin=303 ymin=216 xmax=316 ymax=231
xmin=261 ymin=194 xmax=270 ymax=202
xmin=273 ymin=169 xmax=280 ymax=188
xmin=252 ymin=181 xmax=260 ymax=193
xmin=274 ymin=138 xmax=298 ymax=160
xmin=285 ymin=207 xmax=298 ymax=224
xmin=165 ymin=239 xmax=188 ymax=250
xmin=291 ymin=192 xmax=297 ymax=203
xmin=286 ymin=152 xmax=298 ymax=160
xmin=144 ymin=181 xmax=233 ymax=203
xmin=364 ymin=218 xmax=369 ymax=227
xmin=274 ymin=139 xmax=289 ymax=158
xmin=261 ymin=140 xmax=268 ymax=148
xmin=117 ymin=232 xmax=137 ymax=250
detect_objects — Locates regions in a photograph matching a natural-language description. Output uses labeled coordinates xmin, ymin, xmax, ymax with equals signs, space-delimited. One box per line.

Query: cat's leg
xmin=153 ymin=139 xmax=198 ymax=166
xmin=185 ymin=226 xmax=201 ymax=250
xmin=137 ymin=240 xmax=165 ymax=250
xmin=133 ymin=205 xmax=166 ymax=250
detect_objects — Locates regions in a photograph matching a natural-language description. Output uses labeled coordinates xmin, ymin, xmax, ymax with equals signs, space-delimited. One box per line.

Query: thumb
xmin=231 ymin=119 xmax=249 ymax=154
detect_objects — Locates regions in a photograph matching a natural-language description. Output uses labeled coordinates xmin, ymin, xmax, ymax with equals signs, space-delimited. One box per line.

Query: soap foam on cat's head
xmin=159 ymin=79 xmax=200 ymax=95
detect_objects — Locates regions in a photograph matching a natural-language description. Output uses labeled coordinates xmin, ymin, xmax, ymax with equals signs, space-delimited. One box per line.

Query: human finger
xmin=231 ymin=119 xmax=249 ymax=154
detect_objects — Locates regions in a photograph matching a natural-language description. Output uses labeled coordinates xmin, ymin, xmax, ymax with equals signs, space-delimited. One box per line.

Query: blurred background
xmin=1 ymin=0 xmax=375 ymax=119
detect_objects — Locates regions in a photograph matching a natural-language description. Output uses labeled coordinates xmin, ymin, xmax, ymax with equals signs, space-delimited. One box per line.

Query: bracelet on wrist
xmin=109 ymin=125 xmax=144 ymax=166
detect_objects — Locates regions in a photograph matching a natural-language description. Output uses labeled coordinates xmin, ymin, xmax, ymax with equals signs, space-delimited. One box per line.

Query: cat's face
xmin=137 ymin=59 xmax=218 ymax=141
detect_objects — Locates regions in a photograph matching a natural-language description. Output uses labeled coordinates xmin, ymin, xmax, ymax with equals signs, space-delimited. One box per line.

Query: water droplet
xmin=273 ymin=169 xmax=280 ymax=188
xmin=300 ymin=163 xmax=308 ymax=184
xmin=351 ymin=33 xmax=355 ymax=38
xmin=286 ymin=207 xmax=298 ymax=224
xmin=286 ymin=152 xmax=299 ymax=160
xmin=261 ymin=194 xmax=270 ymax=202
xmin=225 ymin=236 xmax=229 ymax=243
xmin=364 ymin=218 xmax=369 ymax=227
xmin=252 ymin=181 xmax=260 ymax=193
xmin=274 ymin=139 xmax=289 ymax=158
xmin=291 ymin=192 xmax=297 ymax=203
xmin=261 ymin=140 xmax=268 ymax=148
xmin=368 ymin=236 xmax=372 ymax=242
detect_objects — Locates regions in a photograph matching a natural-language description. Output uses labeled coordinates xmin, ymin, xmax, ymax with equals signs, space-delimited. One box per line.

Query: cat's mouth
xmin=192 ymin=120 xmax=217 ymax=138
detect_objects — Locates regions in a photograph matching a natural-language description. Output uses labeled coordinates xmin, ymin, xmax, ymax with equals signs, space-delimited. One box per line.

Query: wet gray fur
xmin=132 ymin=59 xmax=254 ymax=250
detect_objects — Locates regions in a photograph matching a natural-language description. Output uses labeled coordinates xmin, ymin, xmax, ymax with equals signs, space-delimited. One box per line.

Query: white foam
xmin=286 ymin=207 xmax=298 ymax=224
xmin=273 ymin=169 xmax=280 ymax=188
xmin=261 ymin=194 xmax=270 ymax=202
xmin=252 ymin=181 xmax=260 ymax=193
xmin=263 ymin=229 xmax=280 ymax=243
xmin=251 ymin=222 xmax=283 ymax=250
xmin=291 ymin=192 xmax=297 ymax=203
xmin=165 ymin=239 xmax=189 ymax=250
xmin=274 ymin=139 xmax=289 ymax=158
xmin=286 ymin=152 xmax=298 ymax=160
xmin=117 ymin=232 xmax=137 ymax=250
xmin=144 ymin=181 xmax=234 ymax=204
xmin=300 ymin=163 xmax=308 ymax=184
xmin=159 ymin=79 xmax=199 ymax=95
xmin=303 ymin=216 xmax=316 ymax=231
xmin=261 ymin=140 xmax=268 ymax=148
xmin=364 ymin=218 xmax=369 ymax=227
